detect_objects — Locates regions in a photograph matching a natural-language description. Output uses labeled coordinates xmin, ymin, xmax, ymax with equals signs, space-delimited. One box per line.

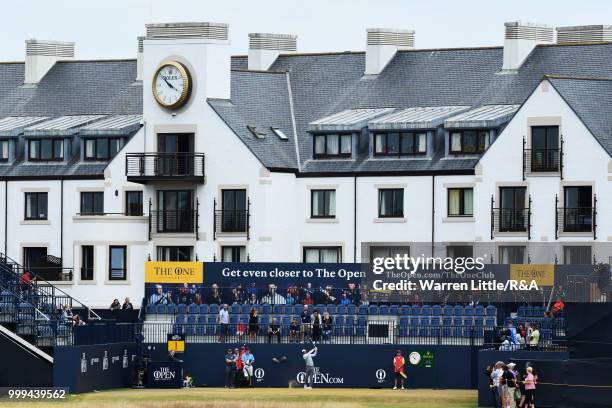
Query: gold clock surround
xmin=152 ymin=60 xmax=192 ymax=110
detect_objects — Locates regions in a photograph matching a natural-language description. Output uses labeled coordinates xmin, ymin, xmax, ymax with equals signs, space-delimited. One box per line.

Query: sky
xmin=1 ymin=0 xmax=612 ymax=60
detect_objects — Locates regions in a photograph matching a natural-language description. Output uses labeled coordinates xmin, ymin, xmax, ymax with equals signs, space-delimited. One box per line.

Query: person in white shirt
xmin=218 ymin=304 xmax=230 ymax=342
xmin=302 ymin=346 xmax=317 ymax=389
xmin=261 ymin=284 xmax=286 ymax=305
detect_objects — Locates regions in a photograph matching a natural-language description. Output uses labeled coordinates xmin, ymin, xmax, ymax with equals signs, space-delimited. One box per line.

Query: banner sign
xmin=146 ymin=361 xmax=183 ymax=389
xmin=145 ymin=262 xmax=203 ymax=284
xmin=510 ymin=264 xmax=555 ymax=286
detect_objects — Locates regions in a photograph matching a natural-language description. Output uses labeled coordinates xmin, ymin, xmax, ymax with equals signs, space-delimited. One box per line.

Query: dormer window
xmin=84 ymin=137 xmax=124 ymax=160
xmin=28 ymin=138 xmax=63 ymax=161
xmin=449 ymin=130 xmax=489 ymax=154
xmin=0 ymin=140 xmax=9 ymax=162
xmin=374 ymin=132 xmax=426 ymax=156
xmin=313 ymin=134 xmax=352 ymax=159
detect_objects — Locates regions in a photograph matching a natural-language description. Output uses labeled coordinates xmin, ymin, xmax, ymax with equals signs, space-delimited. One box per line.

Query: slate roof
xmin=445 ymin=105 xmax=520 ymax=129
xmin=548 ymin=76 xmax=612 ymax=156
xmin=0 ymin=59 xmax=142 ymax=178
xmin=221 ymin=42 xmax=612 ymax=173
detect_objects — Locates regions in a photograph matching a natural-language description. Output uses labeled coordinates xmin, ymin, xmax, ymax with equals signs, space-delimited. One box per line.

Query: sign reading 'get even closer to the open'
xmin=145 ymin=262 xmax=204 ymax=283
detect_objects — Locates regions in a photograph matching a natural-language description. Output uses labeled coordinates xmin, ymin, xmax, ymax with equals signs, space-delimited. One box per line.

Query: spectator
xmin=232 ymin=285 xmax=244 ymax=304
xmin=224 ymin=348 xmax=235 ymax=388
xmin=529 ymin=325 xmax=540 ymax=350
xmin=322 ymin=311 xmax=333 ymax=341
xmin=248 ymin=307 xmax=259 ymax=342
xmin=247 ymin=282 xmax=257 ymax=298
xmin=268 ymin=317 xmax=281 ymax=343
xmin=311 ymin=309 xmax=322 ymax=342
xmin=551 ymin=297 xmax=565 ymax=317
xmin=193 ymin=291 xmax=203 ymax=305
xmin=19 ymin=270 xmax=32 ymax=295
xmin=168 ymin=350 xmax=182 ymax=362
xmin=485 ymin=365 xmax=497 ymax=406
xmin=490 ymin=361 xmax=504 ymax=408
xmin=340 ymin=292 xmax=351 ymax=305
xmin=261 ymin=284 xmax=286 ymax=305
xmin=322 ymin=285 xmax=336 ymax=305
xmin=209 ymin=283 xmax=223 ymax=305
xmin=178 ymin=283 xmax=190 ymax=304
xmin=247 ymin=293 xmax=259 ymax=305
xmin=110 ymin=299 xmax=121 ymax=311
xmin=60 ymin=304 xmax=72 ymax=322
xmin=149 ymin=285 xmax=169 ymax=305
xmin=235 ymin=347 xmax=244 ymax=388
xmin=286 ymin=291 xmax=296 ymax=305
xmin=523 ymin=366 xmax=537 ymax=408
xmin=303 ymin=293 xmax=314 ymax=305
xmin=72 ymin=315 xmax=86 ymax=327
xmin=503 ymin=363 xmax=517 ymax=408
xmin=237 ymin=317 xmax=246 ymax=342
xmin=300 ymin=304 xmax=311 ymax=342
xmin=241 ymin=347 xmax=255 ymax=387
xmin=218 ymin=304 xmax=229 ymax=342
xmin=289 ymin=318 xmax=299 ymax=343
xmin=122 ymin=297 xmax=133 ymax=310
xmin=508 ymin=363 xmax=520 ymax=407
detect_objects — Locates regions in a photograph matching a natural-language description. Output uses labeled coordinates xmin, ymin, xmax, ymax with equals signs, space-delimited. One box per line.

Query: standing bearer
xmin=302 ymin=345 xmax=317 ymax=389
xmin=393 ymin=350 xmax=406 ymax=390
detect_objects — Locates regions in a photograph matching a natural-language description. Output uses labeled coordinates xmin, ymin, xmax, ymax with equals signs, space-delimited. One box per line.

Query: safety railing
xmin=126 ymin=152 xmax=205 ymax=181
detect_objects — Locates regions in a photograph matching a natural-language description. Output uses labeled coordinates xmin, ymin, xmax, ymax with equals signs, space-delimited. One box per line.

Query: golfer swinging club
xmin=302 ymin=341 xmax=318 ymax=389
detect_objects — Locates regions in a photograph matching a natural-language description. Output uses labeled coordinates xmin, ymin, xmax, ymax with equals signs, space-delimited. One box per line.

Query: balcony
xmin=523 ymin=137 xmax=563 ymax=179
xmin=213 ymin=199 xmax=250 ymax=240
xmin=556 ymin=196 xmax=597 ymax=239
xmin=149 ymin=208 xmax=199 ymax=240
xmin=125 ymin=153 xmax=205 ymax=183
xmin=491 ymin=196 xmax=531 ymax=239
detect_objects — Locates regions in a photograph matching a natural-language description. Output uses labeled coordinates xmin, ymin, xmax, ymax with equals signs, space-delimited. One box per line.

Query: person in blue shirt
xmin=241 ymin=347 xmax=255 ymax=387
xmin=286 ymin=292 xmax=296 ymax=305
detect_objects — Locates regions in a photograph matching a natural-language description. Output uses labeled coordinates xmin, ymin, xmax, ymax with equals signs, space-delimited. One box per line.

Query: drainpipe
xmin=431 ymin=175 xmax=435 ymax=257
xmin=353 ymin=176 xmax=357 ymax=263
xmin=4 ymin=180 xmax=7 ymax=255
xmin=60 ymin=179 xmax=64 ymax=264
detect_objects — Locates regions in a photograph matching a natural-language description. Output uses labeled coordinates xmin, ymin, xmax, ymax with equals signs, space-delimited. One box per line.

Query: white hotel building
xmin=0 ymin=21 xmax=610 ymax=306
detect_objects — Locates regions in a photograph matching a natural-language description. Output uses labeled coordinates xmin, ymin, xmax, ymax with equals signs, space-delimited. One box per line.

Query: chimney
xmin=365 ymin=28 xmax=414 ymax=75
xmin=136 ymin=36 xmax=144 ymax=81
xmin=24 ymin=39 xmax=75 ymax=84
xmin=557 ymin=25 xmax=612 ymax=44
xmin=248 ymin=33 xmax=297 ymax=71
xmin=502 ymin=22 xmax=554 ymax=71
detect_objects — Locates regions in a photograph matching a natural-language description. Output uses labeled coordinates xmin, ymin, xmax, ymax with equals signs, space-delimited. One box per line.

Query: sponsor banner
xmin=145 ymin=262 xmax=203 ymax=283
xmin=510 ymin=264 xmax=555 ymax=286
xmin=147 ymin=361 xmax=183 ymax=389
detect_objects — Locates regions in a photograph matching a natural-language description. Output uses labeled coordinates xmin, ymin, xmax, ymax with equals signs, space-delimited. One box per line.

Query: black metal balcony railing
xmin=125 ymin=153 xmax=205 ymax=181
xmin=149 ymin=210 xmax=199 ymax=238
xmin=555 ymin=195 xmax=597 ymax=239
xmin=213 ymin=199 xmax=250 ymax=240
xmin=491 ymin=196 xmax=531 ymax=239
xmin=523 ymin=137 xmax=563 ymax=179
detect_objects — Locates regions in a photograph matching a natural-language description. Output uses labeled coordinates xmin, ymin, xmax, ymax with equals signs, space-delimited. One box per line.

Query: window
xmin=221 ymin=246 xmax=246 ymax=262
xmin=80 ymin=192 xmax=104 ymax=215
xmin=109 ymin=246 xmax=127 ymax=280
xmin=498 ymin=187 xmax=527 ymax=232
xmin=157 ymin=246 xmax=193 ymax=261
xmin=449 ymin=130 xmax=489 ymax=154
xmin=447 ymin=245 xmax=474 ymax=259
xmin=303 ymin=247 xmax=342 ymax=263
xmin=563 ymin=246 xmax=592 ymax=265
xmin=531 ymin=126 xmax=560 ymax=172
xmin=447 ymin=188 xmax=473 ymax=217
xmin=221 ymin=189 xmax=247 ymax=232
xmin=378 ymin=188 xmax=404 ymax=218
xmin=271 ymin=127 xmax=288 ymax=140
xmin=0 ymin=140 xmax=9 ymax=161
xmin=81 ymin=246 xmax=94 ymax=281
xmin=311 ymin=190 xmax=336 ymax=218
xmin=125 ymin=191 xmax=143 ymax=216
xmin=499 ymin=246 xmax=526 ymax=264
xmin=157 ymin=190 xmax=194 ymax=233
xmin=370 ymin=246 xmax=410 ymax=262
xmin=24 ymin=192 xmax=48 ymax=220
xmin=28 ymin=139 xmax=63 ymax=161
xmin=84 ymin=138 xmax=123 ymax=160
xmin=313 ymin=134 xmax=352 ymax=158
xmin=563 ymin=186 xmax=593 ymax=232
xmin=374 ymin=132 xmax=427 ymax=156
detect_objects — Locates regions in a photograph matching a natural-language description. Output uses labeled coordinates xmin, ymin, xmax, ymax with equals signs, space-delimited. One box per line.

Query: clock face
xmin=409 ymin=351 xmax=421 ymax=366
xmin=152 ymin=61 xmax=191 ymax=110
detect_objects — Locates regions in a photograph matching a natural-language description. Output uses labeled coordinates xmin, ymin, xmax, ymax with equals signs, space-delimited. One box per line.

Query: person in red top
xmin=234 ymin=346 xmax=245 ymax=387
xmin=551 ymin=298 xmax=565 ymax=317
xmin=393 ymin=350 xmax=406 ymax=390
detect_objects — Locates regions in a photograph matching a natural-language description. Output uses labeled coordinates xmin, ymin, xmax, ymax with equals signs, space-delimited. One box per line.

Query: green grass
xmin=2 ymin=388 xmax=477 ymax=408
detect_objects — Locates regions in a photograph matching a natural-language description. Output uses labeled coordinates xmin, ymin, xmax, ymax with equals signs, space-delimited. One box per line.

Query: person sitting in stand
xmin=208 ymin=283 xmax=224 ymax=305
xmin=286 ymin=291 xmax=296 ymax=305
xmin=178 ymin=283 xmax=190 ymax=304
xmin=247 ymin=293 xmax=259 ymax=305
xmin=122 ymin=297 xmax=133 ymax=310
xmin=550 ymin=297 xmax=565 ymax=318
xmin=110 ymin=299 xmax=121 ymax=311
xmin=72 ymin=315 xmax=86 ymax=327
xmin=149 ymin=285 xmax=169 ymax=305
xmin=261 ymin=284 xmax=286 ymax=305
xmin=322 ymin=311 xmax=333 ymax=342
xmin=302 ymin=293 xmax=314 ymax=305
xmin=340 ymin=292 xmax=351 ymax=305
xmin=268 ymin=317 xmax=281 ymax=343
xmin=289 ymin=318 xmax=299 ymax=343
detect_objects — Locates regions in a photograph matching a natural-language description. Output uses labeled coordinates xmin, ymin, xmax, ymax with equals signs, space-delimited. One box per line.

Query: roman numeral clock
xmin=152 ymin=61 xmax=192 ymax=110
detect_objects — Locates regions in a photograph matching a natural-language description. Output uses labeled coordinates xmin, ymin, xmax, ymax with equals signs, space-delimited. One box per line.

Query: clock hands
xmin=161 ymin=76 xmax=177 ymax=91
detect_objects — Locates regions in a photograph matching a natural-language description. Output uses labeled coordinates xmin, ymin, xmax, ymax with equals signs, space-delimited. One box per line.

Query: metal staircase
xmin=0 ymin=253 xmax=100 ymax=349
